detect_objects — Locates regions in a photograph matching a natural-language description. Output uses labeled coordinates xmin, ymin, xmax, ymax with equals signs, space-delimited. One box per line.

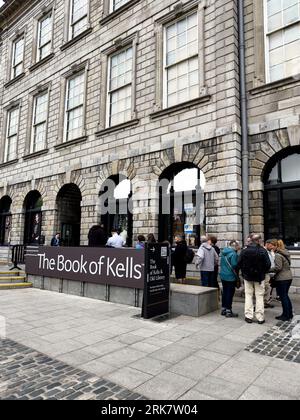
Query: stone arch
xmin=95 ymin=158 xmax=136 ymax=194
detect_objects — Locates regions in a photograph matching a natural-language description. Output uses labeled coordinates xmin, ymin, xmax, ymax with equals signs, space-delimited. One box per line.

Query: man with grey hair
xmin=195 ymin=235 xmax=219 ymax=287
xmin=237 ymin=234 xmax=271 ymax=324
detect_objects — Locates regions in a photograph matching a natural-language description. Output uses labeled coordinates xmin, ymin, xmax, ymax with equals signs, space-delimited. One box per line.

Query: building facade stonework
xmin=0 ymin=0 xmax=299 ymax=284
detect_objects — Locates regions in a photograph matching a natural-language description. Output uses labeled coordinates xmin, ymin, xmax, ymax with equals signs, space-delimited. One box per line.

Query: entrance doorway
xmin=0 ymin=196 xmax=12 ymax=245
xmin=23 ymin=191 xmax=43 ymax=245
xmin=56 ymin=184 xmax=82 ymax=246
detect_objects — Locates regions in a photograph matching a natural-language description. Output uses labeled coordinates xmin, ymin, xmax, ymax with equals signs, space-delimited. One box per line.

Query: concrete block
xmin=170 ymin=284 xmax=219 ymax=317
xmin=84 ymin=282 xmax=106 ymax=300
xmin=63 ymin=280 xmax=82 ymax=296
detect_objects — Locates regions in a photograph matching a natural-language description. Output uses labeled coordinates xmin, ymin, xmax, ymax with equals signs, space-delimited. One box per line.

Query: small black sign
xmin=142 ymin=243 xmax=170 ymax=319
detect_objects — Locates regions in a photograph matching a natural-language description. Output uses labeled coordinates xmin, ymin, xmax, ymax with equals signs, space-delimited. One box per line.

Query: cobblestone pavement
xmin=1 ymin=289 xmax=300 ymax=400
xmin=246 ymin=319 xmax=300 ymax=364
xmin=0 ymin=338 xmax=145 ymax=400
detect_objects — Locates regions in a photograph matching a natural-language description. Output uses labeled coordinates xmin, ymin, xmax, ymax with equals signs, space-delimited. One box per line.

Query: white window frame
xmin=163 ymin=11 xmax=199 ymax=109
xmin=30 ymin=91 xmax=49 ymax=154
xmin=37 ymin=11 xmax=53 ymax=62
xmin=11 ymin=36 xmax=25 ymax=80
xmin=68 ymin=0 xmax=89 ymax=40
xmin=264 ymin=0 xmax=300 ymax=83
xmin=4 ymin=107 xmax=20 ymax=163
xmin=64 ymin=71 xmax=86 ymax=142
xmin=106 ymin=46 xmax=133 ymax=128
xmin=109 ymin=0 xmax=130 ymax=13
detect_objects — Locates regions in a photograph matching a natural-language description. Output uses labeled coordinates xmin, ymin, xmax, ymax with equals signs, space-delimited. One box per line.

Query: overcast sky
xmin=0 ymin=1 xmax=4 ymax=7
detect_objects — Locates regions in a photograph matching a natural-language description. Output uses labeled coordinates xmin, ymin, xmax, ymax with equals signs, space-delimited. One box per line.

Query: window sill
xmin=100 ymin=0 xmax=140 ymax=25
xmin=54 ymin=136 xmax=87 ymax=150
xmin=23 ymin=149 xmax=49 ymax=160
xmin=29 ymin=53 xmax=55 ymax=72
xmin=0 ymin=159 xmax=18 ymax=168
xmin=4 ymin=72 xmax=25 ymax=88
xmin=150 ymin=95 xmax=211 ymax=119
xmin=60 ymin=27 xmax=93 ymax=51
xmin=95 ymin=119 xmax=140 ymax=137
xmin=250 ymin=75 xmax=300 ymax=95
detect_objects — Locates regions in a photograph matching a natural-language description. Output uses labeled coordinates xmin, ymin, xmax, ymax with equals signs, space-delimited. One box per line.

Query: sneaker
xmin=245 ymin=317 xmax=253 ymax=324
xmin=221 ymin=309 xmax=227 ymax=316
xmin=258 ymin=320 xmax=265 ymax=325
xmin=225 ymin=311 xmax=239 ymax=318
xmin=276 ymin=315 xmax=290 ymax=322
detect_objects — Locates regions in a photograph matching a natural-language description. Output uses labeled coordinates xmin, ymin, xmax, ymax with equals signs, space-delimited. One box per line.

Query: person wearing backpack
xmin=270 ymin=240 xmax=294 ymax=322
xmin=172 ymin=235 xmax=188 ymax=283
xmin=236 ymin=234 xmax=271 ymax=324
xmin=220 ymin=240 xmax=240 ymax=318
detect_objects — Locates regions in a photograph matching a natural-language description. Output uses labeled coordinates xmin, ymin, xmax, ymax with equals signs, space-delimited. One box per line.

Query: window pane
xmin=8 ymin=108 xmax=19 ymax=137
xmin=12 ymin=37 xmax=24 ymax=77
xmin=166 ymin=12 xmax=198 ymax=66
xmin=110 ymin=85 xmax=132 ymax=126
xmin=281 ymin=153 xmax=300 ymax=182
xmin=109 ymin=47 xmax=132 ymax=91
xmin=111 ymin=0 xmax=130 ymax=12
xmin=267 ymin=163 xmax=279 ymax=184
xmin=38 ymin=13 xmax=52 ymax=60
xmin=67 ymin=73 xmax=85 ymax=110
xmin=167 ymin=56 xmax=199 ymax=106
xmin=33 ymin=123 xmax=46 ymax=152
xmin=282 ymin=188 xmax=300 ymax=246
xmin=265 ymin=190 xmax=280 ymax=239
xmin=71 ymin=0 xmax=88 ymax=37
xmin=67 ymin=106 xmax=83 ymax=141
xmin=34 ymin=92 xmax=48 ymax=125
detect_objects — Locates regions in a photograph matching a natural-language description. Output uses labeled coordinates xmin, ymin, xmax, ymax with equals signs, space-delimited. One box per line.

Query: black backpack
xmin=184 ymin=248 xmax=195 ymax=263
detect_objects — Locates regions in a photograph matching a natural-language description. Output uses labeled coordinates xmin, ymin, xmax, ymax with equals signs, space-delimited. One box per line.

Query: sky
xmin=0 ymin=1 xmax=4 ymax=7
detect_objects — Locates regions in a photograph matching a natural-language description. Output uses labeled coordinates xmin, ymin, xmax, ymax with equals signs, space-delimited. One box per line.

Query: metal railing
xmin=10 ymin=245 xmax=25 ymax=270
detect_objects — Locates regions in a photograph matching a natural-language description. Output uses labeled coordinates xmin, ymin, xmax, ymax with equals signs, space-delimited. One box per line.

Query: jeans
xmin=276 ymin=280 xmax=293 ymax=319
xmin=201 ymin=271 xmax=215 ymax=287
xmin=221 ymin=280 xmax=236 ymax=311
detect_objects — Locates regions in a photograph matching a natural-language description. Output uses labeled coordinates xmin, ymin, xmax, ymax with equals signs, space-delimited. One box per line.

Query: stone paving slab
xmin=1 ymin=289 xmax=300 ymax=400
xmin=0 ymin=338 xmax=146 ymax=400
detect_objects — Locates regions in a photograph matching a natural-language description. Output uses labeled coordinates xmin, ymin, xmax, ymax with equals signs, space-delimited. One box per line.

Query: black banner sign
xmin=25 ymin=246 xmax=145 ymax=289
xmin=142 ymin=243 xmax=170 ymax=319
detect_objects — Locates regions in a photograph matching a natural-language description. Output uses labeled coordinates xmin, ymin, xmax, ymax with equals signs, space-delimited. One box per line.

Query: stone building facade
xmin=0 ymin=0 xmax=299 ymax=285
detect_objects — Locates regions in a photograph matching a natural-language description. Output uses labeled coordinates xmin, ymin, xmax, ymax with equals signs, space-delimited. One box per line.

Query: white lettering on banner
xmin=80 ymin=255 xmax=87 ymax=273
xmin=107 ymin=258 xmax=116 ymax=276
xmin=89 ymin=261 xmax=98 ymax=275
xmin=116 ymin=263 xmax=126 ymax=277
xmin=57 ymin=254 xmax=64 ymax=271
xmin=134 ymin=264 xmax=142 ymax=280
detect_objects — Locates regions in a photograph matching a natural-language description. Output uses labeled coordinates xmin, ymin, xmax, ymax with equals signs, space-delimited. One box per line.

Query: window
xmin=110 ymin=0 xmax=130 ymax=13
xmin=164 ymin=12 xmax=199 ymax=108
xmin=64 ymin=72 xmax=85 ymax=142
xmin=265 ymin=0 xmax=300 ymax=82
xmin=11 ymin=37 xmax=24 ymax=79
xmin=37 ymin=12 xmax=53 ymax=61
xmin=264 ymin=152 xmax=300 ymax=247
xmin=107 ymin=46 xmax=133 ymax=127
xmin=4 ymin=108 xmax=19 ymax=162
xmin=31 ymin=91 xmax=48 ymax=153
xmin=70 ymin=0 xmax=88 ymax=39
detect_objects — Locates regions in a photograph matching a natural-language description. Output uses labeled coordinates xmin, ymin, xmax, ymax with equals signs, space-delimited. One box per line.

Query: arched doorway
xmin=264 ymin=148 xmax=300 ymax=248
xmin=0 ymin=196 xmax=12 ymax=245
xmin=99 ymin=175 xmax=133 ymax=247
xmin=23 ymin=191 xmax=43 ymax=245
xmin=159 ymin=163 xmax=206 ymax=247
xmin=56 ymin=184 xmax=82 ymax=246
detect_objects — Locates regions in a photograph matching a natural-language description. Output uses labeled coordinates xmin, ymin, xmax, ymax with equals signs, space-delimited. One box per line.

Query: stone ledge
xmin=60 ymin=27 xmax=93 ymax=51
xmin=29 ymin=53 xmax=55 ymax=72
xmin=150 ymin=95 xmax=211 ymax=119
xmin=250 ymin=75 xmax=300 ymax=95
xmin=54 ymin=136 xmax=87 ymax=150
xmin=4 ymin=72 xmax=25 ymax=89
xmin=170 ymin=284 xmax=219 ymax=317
xmin=100 ymin=0 xmax=140 ymax=25
xmin=95 ymin=119 xmax=139 ymax=137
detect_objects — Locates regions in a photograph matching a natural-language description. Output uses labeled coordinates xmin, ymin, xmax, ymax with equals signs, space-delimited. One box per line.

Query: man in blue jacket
xmin=220 ymin=240 xmax=240 ymax=318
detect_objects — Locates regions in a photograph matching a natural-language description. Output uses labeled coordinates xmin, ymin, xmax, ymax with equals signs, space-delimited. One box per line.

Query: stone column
xmin=41 ymin=208 xmax=58 ymax=246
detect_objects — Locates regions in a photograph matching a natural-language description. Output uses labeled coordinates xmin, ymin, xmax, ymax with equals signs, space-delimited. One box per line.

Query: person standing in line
xmin=135 ymin=235 xmax=146 ymax=250
xmin=195 ymin=236 xmax=219 ymax=287
xmin=172 ymin=235 xmax=188 ymax=284
xmin=106 ymin=229 xmax=125 ymax=248
xmin=237 ymin=234 xmax=271 ymax=324
xmin=271 ymin=240 xmax=294 ymax=322
xmin=264 ymin=239 xmax=276 ymax=308
xmin=147 ymin=233 xmax=157 ymax=244
xmin=51 ymin=233 xmax=61 ymax=247
xmin=210 ymin=236 xmax=220 ymax=289
xmin=88 ymin=225 xmax=107 ymax=247
xmin=220 ymin=240 xmax=240 ymax=318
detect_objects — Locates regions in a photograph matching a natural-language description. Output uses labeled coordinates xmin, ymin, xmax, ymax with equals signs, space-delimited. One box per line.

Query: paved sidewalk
xmin=0 ymin=289 xmax=300 ymax=400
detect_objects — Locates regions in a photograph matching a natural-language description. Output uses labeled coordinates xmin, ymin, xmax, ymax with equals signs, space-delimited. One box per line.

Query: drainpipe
xmin=238 ymin=0 xmax=250 ymax=243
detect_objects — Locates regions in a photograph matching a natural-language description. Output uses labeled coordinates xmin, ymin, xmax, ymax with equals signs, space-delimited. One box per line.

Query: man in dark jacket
xmin=237 ymin=234 xmax=271 ymax=324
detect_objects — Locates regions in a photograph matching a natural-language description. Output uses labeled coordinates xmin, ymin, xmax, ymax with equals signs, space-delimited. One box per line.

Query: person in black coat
xmin=210 ymin=235 xmax=220 ymax=289
xmin=88 ymin=225 xmax=107 ymax=247
xmin=172 ymin=235 xmax=188 ymax=284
